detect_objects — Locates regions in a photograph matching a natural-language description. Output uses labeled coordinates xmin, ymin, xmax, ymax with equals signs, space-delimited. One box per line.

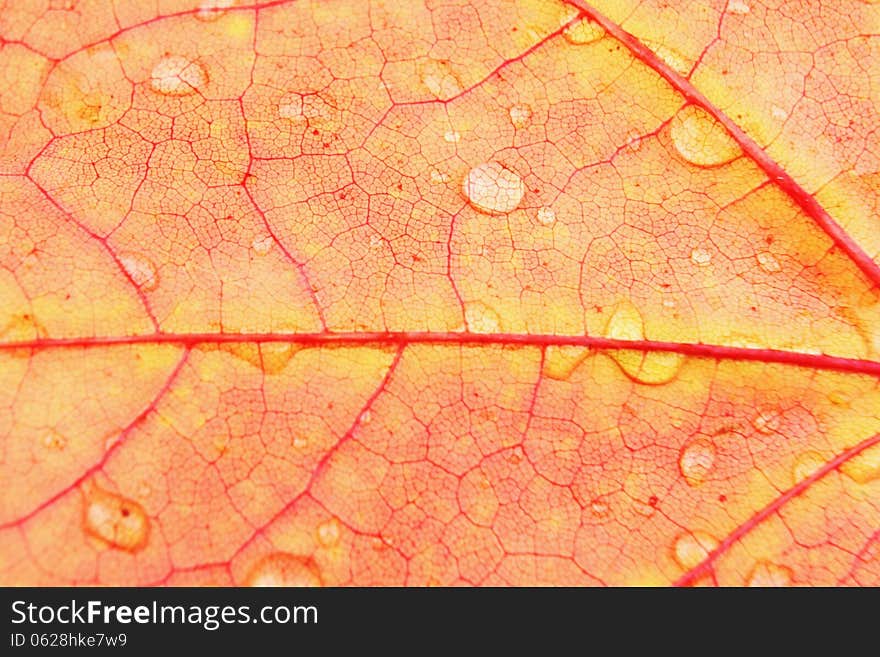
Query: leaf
xmin=1 ymin=0 xmax=879 ymax=586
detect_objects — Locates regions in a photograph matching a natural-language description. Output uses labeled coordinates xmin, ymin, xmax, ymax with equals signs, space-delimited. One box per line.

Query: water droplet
xmin=727 ymin=0 xmax=750 ymax=15
xmin=293 ymin=435 xmax=309 ymax=449
xmin=604 ymin=302 xmax=684 ymax=384
xmin=430 ymin=169 xmax=450 ymax=184
xmin=218 ymin=342 xmax=299 ymax=374
xmin=642 ymin=40 xmax=692 ymax=76
xmin=840 ymin=443 xmax=880 ymax=484
xmin=590 ymin=499 xmax=610 ymax=519
xmin=771 ymin=105 xmax=788 ymax=121
xmin=746 ymin=561 xmax=792 ymax=587
xmin=543 ymin=345 xmax=589 ymax=380
xmin=443 ymin=130 xmax=460 ymax=143
xmin=756 ymin=251 xmax=781 ymax=273
xmin=195 ymin=0 xmax=234 ymax=21
xmin=679 ymin=438 xmax=716 ymax=486
xmin=252 ymin=235 xmax=273 ymax=256
xmin=508 ymin=104 xmax=532 ymax=129
xmin=690 ymin=247 xmax=713 ymax=266
xmin=83 ymin=488 xmax=149 ymax=551
xmin=359 ymin=409 xmax=372 ymax=425
xmin=669 ymin=105 xmax=741 ymax=167
xmin=673 ymin=531 xmax=719 ymax=569
xmin=119 ymin=253 xmax=158 ymax=291
xmin=752 ymin=407 xmax=782 ymax=434
xmin=278 ymin=93 xmax=304 ymax=121
xmin=792 ymin=451 xmax=825 ymax=483
xmin=244 ymin=552 xmax=322 ymax=586
xmin=536 ymin=206 xmax=556 ymax=226
xmin=464 ymin=302 xmax=501 ymax=333
xmin=41 ymin=431 xmax=67 ymax=452
xmin=419 ymin=59 xmax=463 ymax=99
xmin=562 ymin=18 xmax=605 ymax=44
xmin=462 ymin=162 xmax=524 ymax=215
xmin=506 ymin=446 xmax=524 ymax=464
xmin=149 ymin=55 xmax=207 ymax=96
xmin=317 ymin=518 xmax=341 ymax=547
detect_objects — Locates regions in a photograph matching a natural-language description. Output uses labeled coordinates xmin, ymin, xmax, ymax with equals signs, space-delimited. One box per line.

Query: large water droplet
xmin=150 ymin=55 xmax=207 ymax=96
xmin=746 ymin=561 xmax=792 ymax=587
xmin=670 ymin=105 xmax=741 ymax=167
xmin=119 ymin=252 xmax=158 ymax=290
xmin=562 ymin=18 xmax=605 ymax=44
xmin=605 ymin=302 xmax=684 ymax=384
xmin=673 ymin=531 xmax=719 ymax=569
xmin=83 ymin=489 xmax=149 ymax=551
xmin=678 ymin=438 xmax=716 ymax=486
xmin=244 ymin=552 xmax=323 ymax=586
xmin=462 ymin=162 xmax=524 ymax=214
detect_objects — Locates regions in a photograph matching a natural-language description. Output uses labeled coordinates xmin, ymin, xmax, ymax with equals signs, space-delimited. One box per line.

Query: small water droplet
xmin=369 ymin=233 xmax=384 ymax=250
xmin=752 ymin=407 xmax=782 ymax=435
xmin=605 ymin=302 xmax=684 ymax=384
xmin=464 ymin=302 xmax=501 ymax=333
xmin=840 ymin=443 xmax=880 ymax=484
xmin=293 ymin=435 xmax=308 ymax=449
xmin=562 ymin=18 xmax=604 ymax=44
xmin=462 ymin=162 xmax=524 ymax=215
xmin=536 ymin=206 xmax=556 ymax=226
xmin=506 ymin=446 xmax=524 ymax=464
xmin=690 ymin=247 xmax=713 ymax=266
xmin=792 ymin=451 xmax=825 ymax=483
xmin=41 ymin=431 xmax=67 ymax=452
xmin=590 ymin=499 xmax=609 ymax=518
xmin=727 ymin=0 xmax=750 ymax=15
xmin=119 ymin=253 xmax=158 ymax=290
xmin=317 ymin=518 xmax=341 ymax=547
xmin=508 ymin=104 xmax=532 ymax=129
xmin=673 ymin=531 xmax=719 ymax=569
xmin=150 ymin=55 xmax=207 ymax=96
xmin=746 ymin=561 xmax=792 ymax=587
xmin=83 ymin=488 xmax=149 ymax=552
xmin=195 ymin=0 xmax=234 ymax=21
xmin=771 ymin=105 xmax=788 ymax=121
xmin=669 ymin=105 xmax=742 ymax=167
xmin=430 ymin=169 xmax=450 ymax=184
xmin=419 ymin=59 xmax=463 ymax=99
xmin=443 ymin=130 xmax=460 ymax=143
xmin=359 ymin=409 xmax=372 ymax=425
xmin=252 ymin=235 xmax=273 ymax=255
xmin=244 ymin=552 xmax=322 ymax=586
xmin=679 ymin=438 xmax=716 ymax=486
xmin=756 ymin=251 xmax=781 ymax=273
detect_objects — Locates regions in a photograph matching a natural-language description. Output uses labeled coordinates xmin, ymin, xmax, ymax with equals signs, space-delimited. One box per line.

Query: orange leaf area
xmin=1 ymin=0 xmax=879 ymax=586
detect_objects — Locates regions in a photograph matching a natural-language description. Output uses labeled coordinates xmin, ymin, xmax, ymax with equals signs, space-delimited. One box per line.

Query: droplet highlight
xmin=150 ymin=55 xmax=207 ymax=96
xmin=669 ymin=105 xmax=742 ymax=167
xmin=462 ymin=162 xmax=524 ymax=215
xmin=83 ymin=488 xmax=149 ymax=552
xmin=244 ymin=552 xmax=322 ymax=587
xmin=673 ymin=531 xmax=719 ymax=569
xmin=604 ymin=302 xmax=684 ymax=384
xmin=562 ymin=18 xmax=605 ymax=44
xmin=678 ymin=438 xmax=716 ymax=486
xmin=119 ymin=252 xmax=158 ymax=290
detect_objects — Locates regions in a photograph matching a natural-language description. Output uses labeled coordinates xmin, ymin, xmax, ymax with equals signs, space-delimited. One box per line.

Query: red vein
xmin=563 ymin=0 xmax=880 ymax=290
xmin=2 ymin=331 xmax=878 ymax=377
xmin=0 ymin=349 xmax=190 ymax=530
xmin=675 ymin=432 xmax=880 ymax=586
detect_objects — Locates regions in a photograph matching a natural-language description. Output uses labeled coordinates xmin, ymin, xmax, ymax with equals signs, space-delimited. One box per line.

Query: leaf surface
xmin=1 ymin=0 xmax=879 ymax=586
